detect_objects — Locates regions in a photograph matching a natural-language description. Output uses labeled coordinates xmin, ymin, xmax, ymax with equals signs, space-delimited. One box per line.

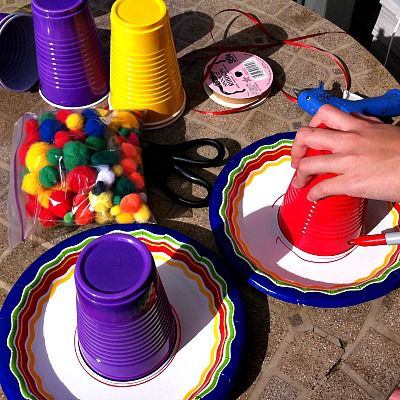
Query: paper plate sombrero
xmin=210 ymin=132 xmax=400 ymax=308
xmin=0 ymin=224 xmax=245 ymax=400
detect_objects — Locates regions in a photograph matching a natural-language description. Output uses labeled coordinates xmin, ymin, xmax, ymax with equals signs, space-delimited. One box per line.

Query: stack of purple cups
xmin=31 ymin=0 xmax=109 ymax=108
xmin=75 ymin=234 xmax=177 ymax=381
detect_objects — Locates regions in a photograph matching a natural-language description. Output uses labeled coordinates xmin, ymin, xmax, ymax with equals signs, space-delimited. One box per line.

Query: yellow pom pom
xmin=96 ymin=108 xmax=108 ymax=117
xmin=22 ymin=172 xmax=41 ymax=195
xmin=110 ymin=111 xmax=140 ymax=130
xmin=133 ymin=204 xmax=151 ymax=223
xmin=65 ymin=113 xmax=84 ymax=131
xmin=115 ymin=212 xmax=134 ymax=224
xmin=112 ymin=164 xmax=124 ymax=177
xmin=89 ymin=191 xmax=113 ymax=213
xmin=38 ymin=189 xmax=53 ymax=208
xmin=26 ymin=142 xmax=54 ymax=173
xmin=110 ymin=205 xmax=121 ymax=216
xmin=95 ymin=211 xmax=113 ymax=224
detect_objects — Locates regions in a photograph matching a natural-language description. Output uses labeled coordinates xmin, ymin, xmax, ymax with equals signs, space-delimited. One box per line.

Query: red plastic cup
xmin=278 ymin=125 xmax=368 ymax=256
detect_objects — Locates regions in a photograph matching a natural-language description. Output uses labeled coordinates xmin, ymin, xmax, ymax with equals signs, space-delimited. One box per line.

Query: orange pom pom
xmin=128 ymin=171 xmax=145 ymax=191
xmin=120 ymin=193 xmax=141 ymax=213
xmin=121 ymin=142 xmax=141 ymax=161
xmin=120 ymin=158 xmax=137 ymax=175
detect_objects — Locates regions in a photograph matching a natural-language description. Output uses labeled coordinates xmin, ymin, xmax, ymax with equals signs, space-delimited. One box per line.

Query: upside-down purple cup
xmin=31 ymin=0 xmax=109 ymax=108
xmin=0 ymin=13 xmax=38 ymax=92
xmin=74 ymin=234 xmax=177 ymax=381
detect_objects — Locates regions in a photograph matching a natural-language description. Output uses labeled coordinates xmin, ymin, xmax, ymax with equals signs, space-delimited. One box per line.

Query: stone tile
xmin=0 ymin=225 xmax=9 ymax=258
xmin=258 ymin=91 xmax=304 ymax=121
xmin=259 ymin=376 xmax=299 ymax=400
xmin=0 ymin=385 xmax=6 ymax=400
xmin=0 ymin=91 xmax=42 ymax=122
xmin=345 ymin=328 xmax=400 ymax=396
xmin=0 ymin=287 xmax=8 ymax=309
xmin=35 ymin=224 xmax=92 ymax=247
xmin=357 ymin=70 xmax=399 ymax=98
xmin=0 ymin=116 xmax=13 ymax=166
xmin=172 ymin=13 xmax=215 ymax=44
xmin=0 ymin=168 xmax=9 ymax=192
xmin=0 ymin=239 xmax=47 ymax=286
xmin=165 ymin=0 xmax=202 ymax=11
xmin=276 ymin=3 xmax=321 ymax=32
xmin=308 ymin=302 xmax=372 ymax=344
xmin=238 ymin=110 xmax=290 ymax=143
xmin=267 ymin=296 xmax=304 ymax=315
xmin=309 ymin=368 xmax=372 ymax=400
xmin=238 ymin=0 xmax=292 ymax=17
xmin=0 ymin=189 xmax=7 ymax=222
xmin=279 ymin=331 xmax=343 ymax=389
xmin=378 ymin=288 xmax=400 ymax=336
xmin=265 ymin=311 xmax=289 ymax=364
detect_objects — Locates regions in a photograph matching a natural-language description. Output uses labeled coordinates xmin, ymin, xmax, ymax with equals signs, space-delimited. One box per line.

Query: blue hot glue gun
xmin=297 ymin=82 xmax=400 ymax=118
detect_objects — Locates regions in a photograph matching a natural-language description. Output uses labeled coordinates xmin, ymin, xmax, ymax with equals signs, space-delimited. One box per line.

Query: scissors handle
xmin=172 ymin=139 xmax=225 ymax=167
xmin=160 ymin=164 xmax=212 ymax=208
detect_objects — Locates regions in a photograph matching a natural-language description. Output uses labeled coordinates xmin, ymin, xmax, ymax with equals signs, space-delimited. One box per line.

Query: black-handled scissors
xmin=142 ymin=138 xmax=225 ymax=208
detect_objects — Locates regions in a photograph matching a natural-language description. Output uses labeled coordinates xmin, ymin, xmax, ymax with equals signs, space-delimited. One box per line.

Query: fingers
xmin=350 ymin=112 xmax=383 ymax=124
xmin=307 ymin=175 xmax=350 ymax=202
xmin=309 ymin=105 xmax=373 ymax=130
xmin=293 ymin=153 xmax=343 ymax=188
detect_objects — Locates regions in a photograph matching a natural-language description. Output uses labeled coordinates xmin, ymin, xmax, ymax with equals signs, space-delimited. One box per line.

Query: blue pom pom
xmin=82 ymin=109 xmax=100 ymax=120
xmin=85 ymin=118 xmax=106 ymax=137
xmin=39 ymin=119 xmax=63 ymax=143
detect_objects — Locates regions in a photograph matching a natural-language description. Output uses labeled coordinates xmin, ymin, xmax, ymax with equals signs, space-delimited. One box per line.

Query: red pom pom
xmin=73 ymin=193 xmax=89 ymax=208
xmin=25 ymin=194 xmax=40 ymax=217
xmin=18 ymin=142 xmax=33 ymax=166
xmin=75 ymin=206 xmax=93 ymax=225
xmin=25 ymin=119 xmax=40 ymax=143
xmin=67 ymin=166 xmax=97 ymax=193
xmin=56 ymin=110 xmax=72 ymax=124
xmin=120 ymin=193 xmax=141 ymax=213
xmin=127 ymin=133 xmax=140 ymax=147
xmin=69 ymin=130 xmax=86 ymax=141
xmin=54 ymin=131 xmax=71 ymax=148
xmin=49 ymin=190 xmax=73 ymax=218
xmin=128 ymin=171 xmax=145 ymax=191
xmin=120 ymin=158 xmax=137 ymax=175
xmin=115 ymin=135 xmax=126 ymax=145
xmin=38 ymin=208 xmax=57 ymax=227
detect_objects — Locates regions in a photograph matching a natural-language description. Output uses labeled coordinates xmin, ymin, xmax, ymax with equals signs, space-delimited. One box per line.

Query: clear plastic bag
xmin=8 ymin=109 xmax=155 ymax=250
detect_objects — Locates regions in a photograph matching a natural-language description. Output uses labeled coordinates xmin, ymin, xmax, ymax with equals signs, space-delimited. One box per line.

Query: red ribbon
xmin=188 ymin=9 xmax=351 ymax=115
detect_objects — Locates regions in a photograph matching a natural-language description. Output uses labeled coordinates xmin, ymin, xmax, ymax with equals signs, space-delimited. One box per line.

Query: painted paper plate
xmin=210 ymin=132 xmax=400 ymax=307
xmin=0 ymin=224 xmax=244 ymax=400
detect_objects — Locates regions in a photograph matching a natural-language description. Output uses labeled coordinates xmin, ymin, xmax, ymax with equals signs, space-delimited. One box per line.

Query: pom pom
xmin=38 ymin=189 xmax=53 ymax=208
xmin=120 ymin=193 xmax=141 ymax=213
xmin=127 ymin=132 xmax=140 ymax=146
xmin=56 ymin=110 xmax=72 ymax=124
xmin=110 ymin=205 xmax=121 ymax=216
xmin=133 ymin=204 xmax=151 ymax=223
xmin=25 ymin=194 xmax=39 ymax=217
xmin=47 ymin=148 xmax=63 ymax=165
xmin=69 ymin=130 xmax=86 ymax=141
xmin=113 ymin=195 xmax=121 ymax=205
xmin=54 ymin=131 xmax=71 ymax=148
xmin=66 ymin=165 xmax=97 ymax=193
xmin=25 ymin=142 xmax=53 ymax=172
xmin=49 ymin=190 xmax=73 ymax=218
xmin=18 ymin=142 xmax=32 ymax=166
xmin=113 ymin=176 xmax=136 ymax=197
xmin=73 ymin=193 xmax=89 ymax=209
xmin=85 ymin=118 xmax=106 ymax=137
xmin=96 ymin=108 xmax=108 ymax=117
xmin=91 ymin=150 xmax=119 ymax=166
xmin=38 ymin=208 xmax=57 ymax=228
xmin=112 ymin=164 xmax=124 ymax=177
xmin=95 ymin=211 xmax=113 ymax=224
xmin=128 ymin=171 xmax=145 ymax=191
xmin=22 ymin=172 xmax=41 ymax=195
xmin=66 ymin=113 xmax=84 ymax=131
xmin=121 ymin=142 xmax=141 ymax=159
xmin=63 ymin=211 xmax=74 ymax=224
xmin=82 ymin=109 xmax=100 ymax=119
xmin=115 ymin=212 xmax=134 ymax=224
xmin=119 ymin=128 xmax=132 ymax=138
xmin=95 ymin=165 xmax=115 ymax=187
xmin=39 ymin=166 xmax=60 ymax=188
xmin=91 ymin=181 xmax=107 ymax=195
xmin=39 ymin=119 xmax=63 ymax=143
xmin=75 ymin=207 xmax=94 ymax=225
xmin=63 ymin=141 xmax=90 ymax=171
xmin=115 ymin=111 xmax=140 ymax=129
xmin=88 ymin=191 xmax=113 ymax=213
xmin=114 ymin=135 xmax=126 ymax=145
xmin=39 ymin=112 xmax=55 ymax=123
xmin=25 ymin=119 xmax=40 ymax=142
xmin=120 ymin=157 xmax=137 ymax=175
xmin=86 ymin=136 xmax=106 ymax=150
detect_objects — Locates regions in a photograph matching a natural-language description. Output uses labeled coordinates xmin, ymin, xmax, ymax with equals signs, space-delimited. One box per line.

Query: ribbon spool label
xmin=204 ymin=51 xmax=273 ymax=108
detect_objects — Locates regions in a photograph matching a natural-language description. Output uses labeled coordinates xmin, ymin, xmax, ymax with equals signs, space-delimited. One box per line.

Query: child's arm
xmin=291 ymin=104 xmax=400 ymax=202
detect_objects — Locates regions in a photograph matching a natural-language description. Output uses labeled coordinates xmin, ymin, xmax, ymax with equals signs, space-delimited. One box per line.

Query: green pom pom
xmin=85 ymin=136 xmax=106 ymax=151
xmin=63 ymin=141 xmax=90 ymax=171
xmin=113 ymin=176 xmax=136 ymax=197
xmin=39 ymin=166 xmax=59 ymax=188
xmin=63 ymin=211 xmax=74 ymax=224
xmin=113 ymin=195 xmax=121 ymax=205
xmin=39 ymin=112 xmax=56 ymax=124
xmin=20 ymin=167 xmax=29 ymax=180
xmin=47 ymin=148 xmax=63 ymax=165
xmin=119 ymin=128 xmax=132 ymax=138
xmin=91 ymin=150 xmax=119 ymax=166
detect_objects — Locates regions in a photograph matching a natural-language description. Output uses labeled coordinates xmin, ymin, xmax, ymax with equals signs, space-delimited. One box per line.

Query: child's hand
xmin=291 ymin=104 xmax=400 ymax=202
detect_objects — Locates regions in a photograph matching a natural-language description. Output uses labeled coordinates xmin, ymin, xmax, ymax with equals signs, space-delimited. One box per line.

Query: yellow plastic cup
xmin=109 ymin=0 xmax=185 ymax=129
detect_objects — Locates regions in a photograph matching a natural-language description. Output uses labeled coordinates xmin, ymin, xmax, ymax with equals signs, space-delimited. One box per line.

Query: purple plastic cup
xmin=0 ymin=13 xmax=38 ymax=92
xmin=31 ymin=0 xmax=109 ymax=108
xmin=74 ymin=234 xmax=177 ymax=381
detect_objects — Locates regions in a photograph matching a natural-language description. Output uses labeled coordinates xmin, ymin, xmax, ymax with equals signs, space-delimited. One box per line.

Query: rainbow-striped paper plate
xmin=0 ymin=224 xmax=244 ymax=400
xmin=210 ymin=132 xmax=400 ymax=308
